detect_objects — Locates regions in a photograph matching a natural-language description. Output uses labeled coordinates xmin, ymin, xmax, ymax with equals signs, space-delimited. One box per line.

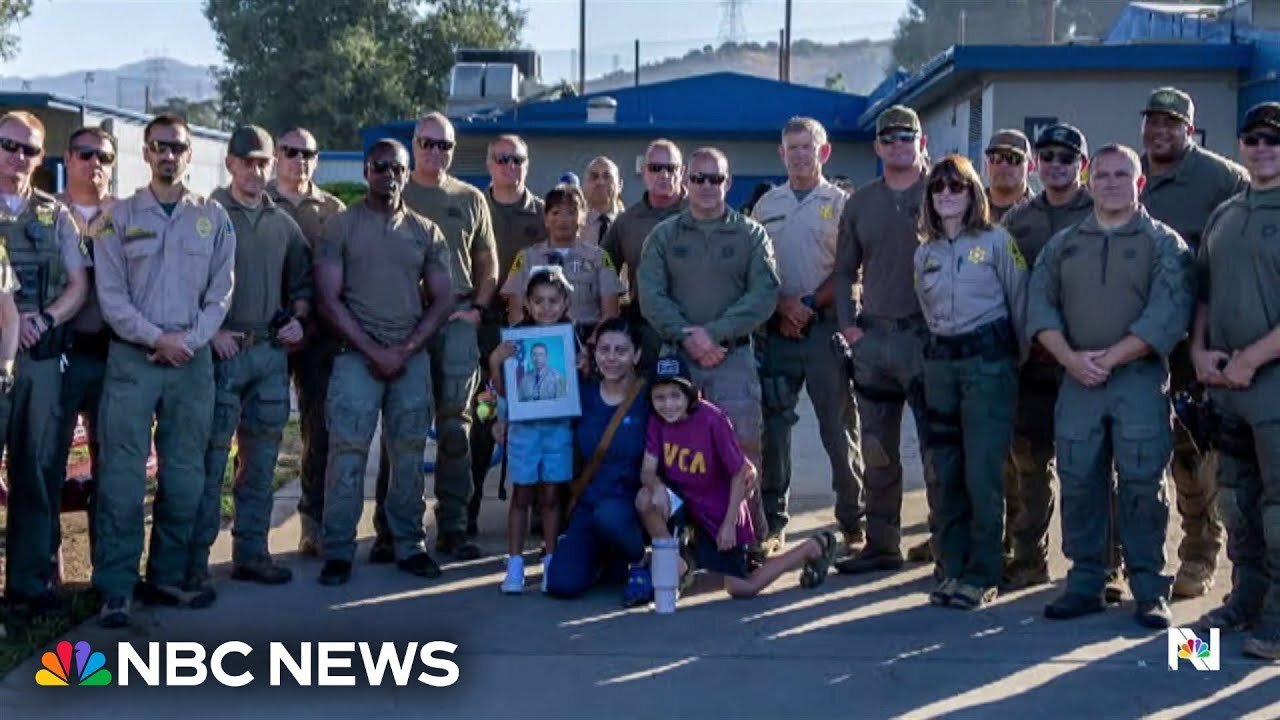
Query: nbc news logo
xmin=1168 ymin=628 xmax=1220 ymax=672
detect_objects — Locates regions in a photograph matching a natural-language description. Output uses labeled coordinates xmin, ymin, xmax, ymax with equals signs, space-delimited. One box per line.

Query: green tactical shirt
xmin=601 ymin=192 xmax=688 ymax=308
xmin=1027 ymin=207 xmax=1193 ymax=358
xmin=1141 ymin=143 xmax=1249 ymax=251
xmin=1001 ymin=187 xmax=1094 ymax=268
xmin=486 ymin=187 xmax=547 ymax=293
xmin=833 ymin=174 xmax=926 ymax=326
xmin=210 ymin=188 xmax=312 ymax=334
xmin=1197 ymin=185 xmax=1280 ymax=353
xmin=403 ymin=175 xmax=496 ymax=296
xmin=637 ymin=207 xmax=779 ymax=345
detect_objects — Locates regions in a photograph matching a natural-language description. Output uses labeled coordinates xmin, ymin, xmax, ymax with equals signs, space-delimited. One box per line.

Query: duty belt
xmin=925 ymin=319 xmax=1016 ymax=361
xmin=856 ymin=313 xmax=925 ymax=332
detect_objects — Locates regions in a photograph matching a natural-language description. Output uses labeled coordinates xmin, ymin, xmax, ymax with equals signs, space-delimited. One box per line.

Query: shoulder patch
xmin=1007 ymin=237 xmax=1027 ymax=270
xmin=509 ymin=251 xmax=525 ymax=274
xmin=601 ymin=250 xmax=616 ymax=271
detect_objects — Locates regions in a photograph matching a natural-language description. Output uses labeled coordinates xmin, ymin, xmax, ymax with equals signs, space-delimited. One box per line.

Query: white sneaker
xmin=541 ymin=554 xmax=553 ymax=593
xmin=501 ymin=555 xmax=525 ymax=594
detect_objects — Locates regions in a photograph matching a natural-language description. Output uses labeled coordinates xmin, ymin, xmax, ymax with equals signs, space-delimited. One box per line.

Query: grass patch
xmin=0 ymin=416 xmax=303 ymax=679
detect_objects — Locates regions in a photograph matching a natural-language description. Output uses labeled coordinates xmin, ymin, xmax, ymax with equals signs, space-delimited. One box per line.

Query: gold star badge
xmin=967 ymin=246 xmax=988 ymax=264
xmin=819 ymin=204 xmax=833 ymax=220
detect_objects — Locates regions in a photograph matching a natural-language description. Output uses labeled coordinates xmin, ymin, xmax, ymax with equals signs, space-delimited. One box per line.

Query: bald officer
xmin=1138 ymin=86 xmax=1249 ymax=599
xmin=94 ymin=112 xmax=236 ymax=627
xmin=752 ymin=117 xmax=861 ymax=555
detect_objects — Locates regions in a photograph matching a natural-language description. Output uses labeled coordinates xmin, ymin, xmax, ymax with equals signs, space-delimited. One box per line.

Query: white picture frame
xmin=501 ymin=322 xmax=582 ymax=422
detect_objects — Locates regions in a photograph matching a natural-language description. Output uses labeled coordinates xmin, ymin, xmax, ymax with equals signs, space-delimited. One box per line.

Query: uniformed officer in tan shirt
xmin=314 ymin=139 xmax=454 ymax=587
xmin=581 ymin=156 xmax=624 ymax=245
xmin=267 ymin=126 xmax=346 ymax=556
xmin=751 ymin=117 xmax=861 ymax=556
xmin=1138 ymin=86 xmax=1249 ymax=599
xmin=93 ymin=112 xmax=236 ymax=627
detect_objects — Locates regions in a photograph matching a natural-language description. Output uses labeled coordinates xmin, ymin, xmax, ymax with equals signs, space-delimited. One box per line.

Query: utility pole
xmin=1043 ymin=0 xmax=1056 ymax=43
xmin=778 ymin=29 xmax=785 ymax=81
xmin=579 ymin=0 xmax=587 ymax=94
xmin=959 ymin=9 xmax=966 ymax=43
xmin=783 ymin=0 xmax=793 ymax=82
xmin=634 ymin=39 xmax=640 ymax=87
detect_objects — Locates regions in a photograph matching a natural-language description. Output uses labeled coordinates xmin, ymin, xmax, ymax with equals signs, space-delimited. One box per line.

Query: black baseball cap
xmin=1035 ymin=124 xmax=1087 ymax=157
xmin=653 ymin=355 xmax=696 ymax=395
xmin=228 ymin=125 xmax=273 ymax=159
xmin=1241 ymin=102 xmax=1280 ymax=134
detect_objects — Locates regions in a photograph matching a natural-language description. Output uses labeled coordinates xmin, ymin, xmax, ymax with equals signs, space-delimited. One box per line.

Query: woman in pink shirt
xmin=635 ymin=356 xmax=839 ymax=597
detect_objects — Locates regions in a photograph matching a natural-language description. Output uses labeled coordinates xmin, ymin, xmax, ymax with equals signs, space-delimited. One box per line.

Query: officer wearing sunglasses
xmin=1137 ymin=87 xmax=1249 ymax=601
xmin=1189 ymin=101 xmax=1280 ymax=661
xmin=0 ymin=110 xmax=89 ymax=618
xmin=637 ymin=146 xmax=779 ymax=545
xmin=983 ymin=129 xmax=1033 ymax=221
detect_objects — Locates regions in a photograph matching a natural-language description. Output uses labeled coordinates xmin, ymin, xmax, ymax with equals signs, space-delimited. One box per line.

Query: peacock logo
xmin=1178 ymin=637 xmax=1212 ymax=660
xmin=35 ymin=640 xmax=112 ymax=686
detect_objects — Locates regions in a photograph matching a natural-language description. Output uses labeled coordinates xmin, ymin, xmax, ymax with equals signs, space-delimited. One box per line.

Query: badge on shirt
xmin=123 ymin=226 xmax=156 ymax=242
xmin=196 ymin=216 xmax=213 ymax=238
xmin=35 ymin=206 xmax=53 ymax=227
xmin=819 ymin=204 xmax=834 ymax=220
xmin=967 ymin=246 xmax=988 ymax=264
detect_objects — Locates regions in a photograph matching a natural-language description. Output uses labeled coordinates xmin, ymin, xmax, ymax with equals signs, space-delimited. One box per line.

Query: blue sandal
xmin=621 ymin=566 xmax=654 ymax=608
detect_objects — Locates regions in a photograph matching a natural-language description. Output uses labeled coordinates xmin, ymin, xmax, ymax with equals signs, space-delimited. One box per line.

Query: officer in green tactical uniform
xmin=1138 ymin=87 xmax=1249 ymax=599
xmin=602 ymin=138 xmax=689 ymax=371
xmin=314 ymin=139 xmax=454 ymax=586
xmin=94 ymin=113 xmax=236 ymax=627
xmin=1190 ymin=101 xmax=1280 ymax=660
xmin=51 ymin=126 xmax=116 ymax=560
xmin=188 ymin=126 xmax=312 ymax=589
xmin=1028 ymin=143 xmax=1193 ymax=630
xmin=268 ymin=126 xmax=346 ymax=557
xmin=999 ymin=124 xmax=1096 ymax=593
xmin=637 ymin=146 xmax=779 ymax=541
xmin=0 ymin=111 xmax=89 ymax=613
xmin=832 ymin=105 xmax=939 ymax=575
xmin=751 ymin=117 xmax=862 ymax=556
xmin=915 ymin=155 xmax=1028 ymax=609
xmin=370 ymin=113 xmax=497 ymax=562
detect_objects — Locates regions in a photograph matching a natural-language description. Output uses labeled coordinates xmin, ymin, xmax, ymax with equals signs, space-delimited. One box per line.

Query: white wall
xmin=920 ymin=93 xmax=976 ymax=164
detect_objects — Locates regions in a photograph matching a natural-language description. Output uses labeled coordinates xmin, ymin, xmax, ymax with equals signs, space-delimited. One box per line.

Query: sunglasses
xmin=877 ymin=130 xmax=919 ymax=145
xmin=492 ymin=153 xmax=527 ymax=166
xmin=415 ymin=137 xmax=455 ymax=152
xmin=1037 ymin=149 xmax=1079 ymax=165
xmin=985 ymin=150 xmax=1024 ymax=166
xmin=71 ymin=146 xmax=115 ymax=164
xmin=0 ymin=137 xmax=41 ymax=158
xmin=369 ymin=159 xmax=407 ymax=175
xmin=689 ymin=173 xmax=726 ymax=186
xmin=1241 ymin=132 xmax=1280 ymax=148
xmin=280 ymin=146 xmax=317 ymax=160
xmin=646 ymin=162 xmax=680 ymax=174
xmin=148 ymin=139 xmax=190 ymax=156
xmin=929 ymin=178 xmax=970 ymax=195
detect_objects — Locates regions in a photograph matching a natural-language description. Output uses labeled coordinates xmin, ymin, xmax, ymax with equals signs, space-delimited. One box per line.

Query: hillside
xmin=0 ymin=57 xmax=217 ymax=111
xmin=586 ymin=38 xmax=892 ymax=95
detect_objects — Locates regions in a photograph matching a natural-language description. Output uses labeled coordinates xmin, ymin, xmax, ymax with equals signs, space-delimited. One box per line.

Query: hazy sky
xmin=5 ymin=0 xmax=909 ymax=81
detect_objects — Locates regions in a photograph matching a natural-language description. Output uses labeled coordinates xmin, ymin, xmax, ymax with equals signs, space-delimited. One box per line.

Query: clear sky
xmin=5 ymin=0 xmax=909 ymax=81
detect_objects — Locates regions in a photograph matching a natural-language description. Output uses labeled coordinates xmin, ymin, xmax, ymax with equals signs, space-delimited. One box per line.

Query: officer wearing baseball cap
xmin=1241 ymin=101 xmax=1280 ymax=133
xmin=985 ymin=129 xmax=1033 ymax=221
xmin=1138 ymin=86 xmax=1248 ymax=600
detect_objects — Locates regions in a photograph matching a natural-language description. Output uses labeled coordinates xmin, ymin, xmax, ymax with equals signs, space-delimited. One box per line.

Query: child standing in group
xmin=491 ymin=268 xmax=578 ymax=594
xmin=635 ymin=357 xmax=839 ymax=598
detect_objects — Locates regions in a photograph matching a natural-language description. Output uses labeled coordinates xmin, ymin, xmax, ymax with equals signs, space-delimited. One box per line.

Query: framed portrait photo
xmin=501 ymin=323 xmax=582 ymax=422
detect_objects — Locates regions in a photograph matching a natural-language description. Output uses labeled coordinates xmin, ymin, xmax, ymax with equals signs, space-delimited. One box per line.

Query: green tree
xmin=0 ymin=0 xmax=32 ymax=61
xmin=151 ymin=96 xmax=226 ymax=130
xmin=890 ymin=0 xmax=1135 ymax=72
xmin=204 ymin=0 xmax=525 ymax=149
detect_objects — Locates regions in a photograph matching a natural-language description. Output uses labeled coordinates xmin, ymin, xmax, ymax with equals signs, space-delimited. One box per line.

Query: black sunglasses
xmin=280 ymin=146 xmax=317 ymax=160
xmin=415 ymin=137 xmax=455 ymax=152
xmin=929 ymin=178 xmax=971 ymax=195
xmin=148 ymin=139 xmax=190 ymax=156
xmin=689 ymin=173 xmax=726 ymax=186
xmin=71 ymin=146 xmax=115 ymax=164
xmin=1241 ymin=132 xmax=1280 ymax=148
xmin=1037 ymin=149 xmax=1079 ymax=165
xmin=646 ymin=162 xmax=679 ymax=174
xmin=492 ymin=153 xmax=527 ymax=166
xmin=985 ymin=150 xmax=1024 ymax=166
xmin=877 ymin=130 xmax=918 ymax=145
xmin=0 ymin=137 xmax=41 ymax=158
xmin=369 ymin=159 xmax=407 ymax=175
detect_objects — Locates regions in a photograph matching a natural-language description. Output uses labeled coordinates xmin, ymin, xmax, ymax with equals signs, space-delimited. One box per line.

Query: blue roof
xmin=859 ymin=42 xmax=1253 ymax=130
xmin=0 ymin=91 xmax=230 ymax=141
xmin=363 ymin=72 xmax=872 ymax=149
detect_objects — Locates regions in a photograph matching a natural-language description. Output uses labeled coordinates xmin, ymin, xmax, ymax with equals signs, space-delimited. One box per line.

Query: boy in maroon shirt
xmin=636 ymin=357 xmax=838 ymax=597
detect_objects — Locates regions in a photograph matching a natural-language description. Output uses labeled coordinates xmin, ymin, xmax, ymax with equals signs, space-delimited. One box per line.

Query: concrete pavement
xmin=2 ymin=400 xmax=1277 ymax=718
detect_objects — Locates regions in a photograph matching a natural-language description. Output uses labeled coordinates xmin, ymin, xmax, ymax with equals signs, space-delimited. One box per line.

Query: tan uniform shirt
xmin=602 ymin=193 xmax=688 ymax=307
xmin=1141 ymin=143 xmax=1249 ymax=251
xmin=267 ymin=180 xmax=346 ymax=249
xmin=95 ymin=186 xmax=236 ymax=350
xmin=487 ymin=187 xmax=547 ymax=293
xmin=751 ymin=179 xmax=847 ymax=298
xmin=316 ymin=201 xmax=451 ymax=347
xmin=210 ymin=188 xmax=312 ymax=333
xmin=403 ymin=175 xmax=496 ymax=296
xmin=502 ymin=240 xmax=625 ymax=326
xmin=56 ymin=193 xmax=112 ymax=334
xmin=914 ymin=225 xmax=1029 ymax=347
xmin=834 ymin=174 xmax=927 ymax=326
xmin=579 ymin=207 xmax=617 ymax=246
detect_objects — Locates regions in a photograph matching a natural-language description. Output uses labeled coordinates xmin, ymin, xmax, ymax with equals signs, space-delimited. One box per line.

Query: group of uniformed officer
xmin=0 ymin=85 xmax=1277 ymax=659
